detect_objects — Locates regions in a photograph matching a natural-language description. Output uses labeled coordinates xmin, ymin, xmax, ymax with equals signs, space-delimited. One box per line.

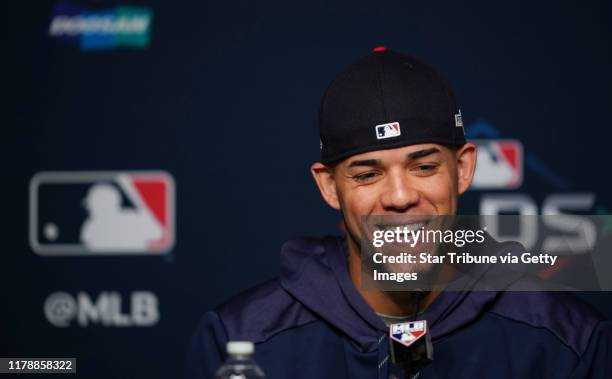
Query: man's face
xmin=311 ymin=143 xmax=477 ymax=248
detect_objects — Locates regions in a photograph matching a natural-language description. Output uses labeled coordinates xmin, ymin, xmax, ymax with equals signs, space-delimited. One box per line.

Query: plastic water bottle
xmin=215 ymin=341 xmax=266 ymax=379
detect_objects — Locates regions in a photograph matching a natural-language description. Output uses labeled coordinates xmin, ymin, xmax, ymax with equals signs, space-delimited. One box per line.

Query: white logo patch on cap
xmin=455 ymin=109 xmax=463 ymax=128
xmin=375 ymin=122 xmax=401 ymax=140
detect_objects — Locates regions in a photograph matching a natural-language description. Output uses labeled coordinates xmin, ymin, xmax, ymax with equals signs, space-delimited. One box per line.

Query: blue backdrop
xmin=4 ymin=0 xmax=612 ymax=378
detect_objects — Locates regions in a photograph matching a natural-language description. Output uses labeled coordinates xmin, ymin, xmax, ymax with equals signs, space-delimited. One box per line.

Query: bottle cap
xmin=227 ymin=341 xmax=254 ymax=355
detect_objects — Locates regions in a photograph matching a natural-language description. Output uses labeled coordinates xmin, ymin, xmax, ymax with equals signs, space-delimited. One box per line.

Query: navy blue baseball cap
xmin=318 ymin=47 xmax=466 ymax=164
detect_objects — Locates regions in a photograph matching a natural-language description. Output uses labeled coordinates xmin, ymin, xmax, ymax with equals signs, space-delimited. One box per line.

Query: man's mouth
xmin=375 ymin=220 xmax=431 ymax=232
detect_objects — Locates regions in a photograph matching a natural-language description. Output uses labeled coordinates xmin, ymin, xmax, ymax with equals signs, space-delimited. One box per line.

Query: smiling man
xmin=187 ymin=48 xmax=611 ymax=379
xmin=311 ymin=141 xmax=475 ymax=317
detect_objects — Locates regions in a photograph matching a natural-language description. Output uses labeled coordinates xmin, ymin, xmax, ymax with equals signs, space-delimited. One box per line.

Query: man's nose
xmin=379 ymin=169 xmax=420 ymax=212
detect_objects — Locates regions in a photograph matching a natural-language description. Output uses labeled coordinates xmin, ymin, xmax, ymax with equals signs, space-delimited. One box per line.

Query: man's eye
xmin=413 ymin=164 xmax=438 ymax=175
xmin=353 ymin=172 xmax=380 ymax=183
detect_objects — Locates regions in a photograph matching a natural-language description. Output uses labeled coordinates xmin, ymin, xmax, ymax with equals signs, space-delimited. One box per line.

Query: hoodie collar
xmin=280 ymin=236 xmax=385 ymax=351
xmin=279 ymin=236 xmax=510 ymax=350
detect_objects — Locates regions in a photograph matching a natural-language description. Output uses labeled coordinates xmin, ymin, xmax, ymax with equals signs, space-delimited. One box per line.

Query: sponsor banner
xmin=48 ymin=1 xmax=153 ymax=51
xmin=465 ymin=123 xmax=605 ymax=216
xmin=29 ymin=171 xmax=175 ymax=255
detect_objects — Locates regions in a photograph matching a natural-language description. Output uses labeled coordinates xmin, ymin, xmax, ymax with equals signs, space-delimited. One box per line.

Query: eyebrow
xmin=347 ymin=147 xmax=441 ymax=168
xmin=407 ymin=147 xmax=441 ymax=160
xmin=348 ymin=159 xmax=380 ymax=168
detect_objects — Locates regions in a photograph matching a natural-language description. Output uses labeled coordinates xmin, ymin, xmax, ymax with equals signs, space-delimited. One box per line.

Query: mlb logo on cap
xmin=375 ymin=122 xmax=401 ymax=140
xmin=471 ymin=139 xmax=523 ymax=190
xmin=29 ymin=171 xmax=175 ymax=255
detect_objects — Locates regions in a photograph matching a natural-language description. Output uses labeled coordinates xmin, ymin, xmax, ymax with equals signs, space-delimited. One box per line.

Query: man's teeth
xmin=378 ymin=223 xmax=425 ymax=232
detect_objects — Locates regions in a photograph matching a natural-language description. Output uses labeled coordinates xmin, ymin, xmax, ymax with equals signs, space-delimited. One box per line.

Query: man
xmin=186 ymin=48 xmax=612 ymax=378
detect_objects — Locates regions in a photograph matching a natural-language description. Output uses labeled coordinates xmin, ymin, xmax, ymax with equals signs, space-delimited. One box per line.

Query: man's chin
xmin=384 ymin=262 xmax=435 ymax=275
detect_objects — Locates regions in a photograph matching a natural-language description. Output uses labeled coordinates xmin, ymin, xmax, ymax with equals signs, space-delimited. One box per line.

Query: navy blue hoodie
xmin=186 ymin=236 xmax=612 ymax=378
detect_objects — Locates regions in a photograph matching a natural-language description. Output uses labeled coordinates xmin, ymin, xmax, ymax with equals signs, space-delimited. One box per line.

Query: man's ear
xmin=456 ymin=143 xmax=477 ymax=195
xmin=310 ymin=162 xmax=341 ymax=210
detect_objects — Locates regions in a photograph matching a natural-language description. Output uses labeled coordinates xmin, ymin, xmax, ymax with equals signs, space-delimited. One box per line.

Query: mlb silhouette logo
xmin=390 ymin=320 xmax=427 ymax=348
xmin=29 ymin=171 xmax=175 ymax=255
xmin=375 ymin=122 xmax=401 ymax=140
xmin=471 ymin=139 xmax=523 ymax=190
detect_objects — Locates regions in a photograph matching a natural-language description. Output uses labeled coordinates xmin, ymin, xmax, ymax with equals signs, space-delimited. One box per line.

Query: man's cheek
xmin=352 ymin=188 xmax=379 ymax=208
